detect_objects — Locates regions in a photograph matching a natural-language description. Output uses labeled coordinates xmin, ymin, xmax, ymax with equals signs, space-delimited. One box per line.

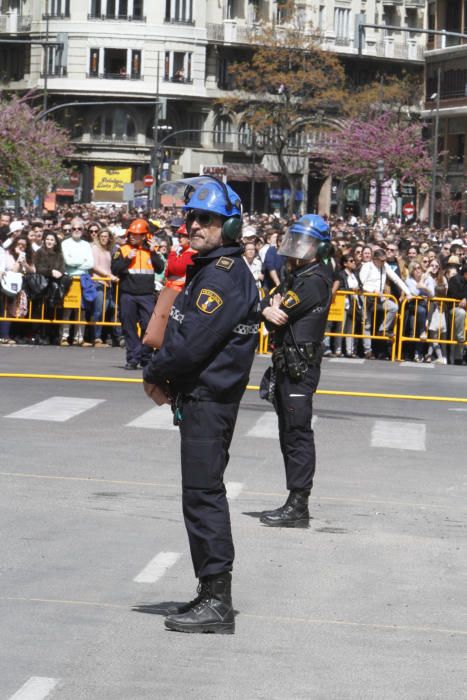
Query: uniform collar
xmin=192 ymin=244 xmax=241 ymax=266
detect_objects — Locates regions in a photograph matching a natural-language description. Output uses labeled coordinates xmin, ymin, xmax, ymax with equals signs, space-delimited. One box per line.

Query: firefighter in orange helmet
xmin=111 ymin=218 xmax=165 ymax=369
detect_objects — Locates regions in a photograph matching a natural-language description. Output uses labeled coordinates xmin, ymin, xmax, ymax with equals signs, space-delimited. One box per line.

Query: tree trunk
xmin=277 ymin=149 xmax=296 ymax=217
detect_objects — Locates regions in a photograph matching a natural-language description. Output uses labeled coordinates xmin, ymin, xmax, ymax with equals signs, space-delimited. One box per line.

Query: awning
xmin=224 ymin=163 xmax=279 ymax=183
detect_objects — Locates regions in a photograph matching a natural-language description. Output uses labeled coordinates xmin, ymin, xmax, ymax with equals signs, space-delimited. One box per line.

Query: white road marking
xmin=126 ymin=405 xmax=178 ymax=431
xmin=133 ymin=552 xmax=181 ymax=584
xmin=371 ymin=421 xmax=426 ymax=451
xmin=226 ymin=481 xmax=244 ymax=500
xmin=328 ymin=358 xmax=366 ymax=364
xmin=8 ymin=677 xmax=59 ymax=700
xmin=6 ymin=397 xmax=105 ymax=422
xmin=247 ymin=411 xmax=317 ymax=439
xmin=247 ymin=412 xmax=277 ymax=438
xmin=399 ymin=362 xmax=434 ymax=368
xmin=448 ymin=408 xmax=467 ymax=412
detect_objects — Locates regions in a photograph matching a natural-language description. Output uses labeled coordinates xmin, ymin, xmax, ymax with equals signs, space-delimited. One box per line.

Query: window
xmin=106 ymin=0 xmax=128 ymax=19
xmin=318 ymin=5 xmax=325 ymax=31
xmin=88 ymin=48 xmax=142 ymax=79
xmin=92 ymin=110 xmax=136 ymax=141
xmin=334 ymin=8 xmax=351 ymax=42
xmin=164 ymin=51 xmax=192 ymax=82
xmin=89 ymin=0 xmax=101 ymax=17
xmin=49 ymin=0 xmax=70 ymax=17
xmin=239 ymin=122 xmax=253 ymax=147
xmin=165 ymin=0 xmax=194 ymax=24
xmin=45 ymin=45 xmax=66 ymax=77
xmin=214 ymin=115 xmax=232 ymax=146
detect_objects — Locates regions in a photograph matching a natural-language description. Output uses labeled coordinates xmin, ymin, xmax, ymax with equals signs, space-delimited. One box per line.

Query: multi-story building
xmin=1 ymin=0 xmax=427 ymax=212
xmin=424 ymin=0 xmax=467 ymax=227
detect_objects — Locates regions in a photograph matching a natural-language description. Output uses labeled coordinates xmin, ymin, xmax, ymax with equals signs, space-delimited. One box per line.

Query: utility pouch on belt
xmin=283 ymin=345 xmax=308 ymax=380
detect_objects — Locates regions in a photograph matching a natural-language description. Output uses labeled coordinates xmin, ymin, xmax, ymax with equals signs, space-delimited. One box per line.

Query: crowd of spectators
xmin=0 ymin=204 xmax=466 ymax=365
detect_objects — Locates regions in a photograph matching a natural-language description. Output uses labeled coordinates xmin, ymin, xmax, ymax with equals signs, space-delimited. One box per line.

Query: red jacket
xmin=165 ymin=245 xmax=196 ymax=290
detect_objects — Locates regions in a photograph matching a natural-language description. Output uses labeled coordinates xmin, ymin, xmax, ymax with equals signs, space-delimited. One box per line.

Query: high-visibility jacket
xmin=165 ymin=246 xmax=197 ymax=290
xmin=111 ymin=243 xmax=164 ymax=295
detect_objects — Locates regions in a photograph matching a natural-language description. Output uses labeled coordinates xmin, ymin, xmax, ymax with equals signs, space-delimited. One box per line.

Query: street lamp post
xmin=43 ymin=0 xmax=50 ymax=114
xmin=375 ymin=159 xmax=385 ymax=218
xmin=429 ymin=67 xmax=441 ymax=229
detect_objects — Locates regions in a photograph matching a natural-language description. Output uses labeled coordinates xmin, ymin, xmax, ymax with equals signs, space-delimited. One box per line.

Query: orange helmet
xmin=128 ymin=218 xmax=150 ymax=235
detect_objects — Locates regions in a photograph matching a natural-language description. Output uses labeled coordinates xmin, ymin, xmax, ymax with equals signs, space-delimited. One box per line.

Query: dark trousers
xmin=179 ymin=399 xmax=239 ymax=579
xmin=274 ymin=366 xmax=321 ymax=492
xmin=119 ymin=293 xmax=153 ymax=364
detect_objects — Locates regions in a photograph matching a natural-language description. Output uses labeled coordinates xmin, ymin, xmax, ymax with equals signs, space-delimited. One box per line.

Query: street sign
xmin=402 ymin=202 xmax=415 ymax=217
xmin=143 ymin=175 xmax=155 ymax=187
xmin=399 ymin=182 xmax=416 ymax=198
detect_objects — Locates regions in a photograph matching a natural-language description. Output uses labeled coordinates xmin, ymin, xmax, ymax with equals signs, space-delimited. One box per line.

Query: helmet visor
xmin=278 ymin=231 xmax=319 ymax=260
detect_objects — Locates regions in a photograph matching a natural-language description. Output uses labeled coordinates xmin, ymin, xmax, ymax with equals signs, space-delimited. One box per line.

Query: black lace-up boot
xmin=165 ymin=573 xmax=234 ymax=634
xmin=259 ymin=490 xmax=310 ymax=528
xmin=166 ymin=579 xmax=210 ymax=615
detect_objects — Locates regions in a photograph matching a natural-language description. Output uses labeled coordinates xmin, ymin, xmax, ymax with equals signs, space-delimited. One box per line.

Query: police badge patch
xmin=196 ymin=288 xmax=223 ymax=314
xmin=281 ymin=291 xmax=300 ymax=309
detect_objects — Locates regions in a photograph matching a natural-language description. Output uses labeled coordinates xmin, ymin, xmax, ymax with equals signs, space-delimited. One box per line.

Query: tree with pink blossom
xmin=323 ymin=112 xmax=432 ymax=194
xmin=0 ymin=92 xmax=73 ymax=204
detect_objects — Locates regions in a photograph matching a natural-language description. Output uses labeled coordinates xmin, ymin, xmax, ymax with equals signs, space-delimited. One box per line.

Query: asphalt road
xmin=0 ymin=346 xmax=466 ymax=700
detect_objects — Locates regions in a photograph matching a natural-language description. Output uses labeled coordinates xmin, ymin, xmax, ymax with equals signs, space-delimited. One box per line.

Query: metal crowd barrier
xmin=396 ymin=296 xmax=467 ymax=361
xmin=257 ymin=290 xmax=401 ymax=361
xmin=0 ymin=276 xmax=120 ymax=327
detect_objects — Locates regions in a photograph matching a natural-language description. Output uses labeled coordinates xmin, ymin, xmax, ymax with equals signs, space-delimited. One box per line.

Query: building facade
xmin=1 ymin=0 xmax=427 ymax=212
xmin=424 ymin=0 xmax=467 ymax=227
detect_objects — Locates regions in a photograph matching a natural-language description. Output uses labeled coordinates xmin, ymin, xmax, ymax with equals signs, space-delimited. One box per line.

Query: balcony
xmin=163 ymin=75 xmax=193 ymax=84
xmin=40 ymin=67 xmax=68 ymax=78
xmin=0 ymin=14 xmax=32 ymax=32
xmin=207 ymin=21 xmax=255 ymax=45
xmin=43 ymin=12 xmax=71 ymax=19
xmin=405 ymin=0 xmax=425 ymax=6
xmin=87 ymin=13 xmax=146 ymax=21
xmin=164 ymin=17 xmax=194 ymax=26
xmin=375 ymin=40 xmax=424 ymax=61
xmin=86 ymin=72 xmax=143 ymax=80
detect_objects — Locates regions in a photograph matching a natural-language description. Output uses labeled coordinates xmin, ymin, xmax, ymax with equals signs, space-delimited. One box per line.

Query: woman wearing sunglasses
xmin=425 ymin=258 xmax=448 ymax=363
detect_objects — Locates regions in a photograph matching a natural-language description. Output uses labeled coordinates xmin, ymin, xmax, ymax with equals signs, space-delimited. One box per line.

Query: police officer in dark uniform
xmin=260 ymin=215 xmax=332 ymax=527
xmin=142 ymin=177 xmax=259 ymax=634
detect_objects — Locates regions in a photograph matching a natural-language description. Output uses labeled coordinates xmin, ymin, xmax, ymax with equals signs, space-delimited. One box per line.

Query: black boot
xmin=165 ymin=573 xmax=235 ymax=634
xmin=165 ymin=579 xmax=210 ymax=615
xmin=260 ymin=490 xmax=310 ymax=528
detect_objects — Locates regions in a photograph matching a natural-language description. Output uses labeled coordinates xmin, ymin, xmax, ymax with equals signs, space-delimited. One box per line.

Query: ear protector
xmin=316 ymin=240 xmax=332 ymax=261
xmin=213 ymin=177 xmax=243 ymax=243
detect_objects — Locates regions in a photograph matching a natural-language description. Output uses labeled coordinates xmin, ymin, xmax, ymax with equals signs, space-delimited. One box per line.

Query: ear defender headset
xmin=316 ymin=240 xmax=332 ymax=262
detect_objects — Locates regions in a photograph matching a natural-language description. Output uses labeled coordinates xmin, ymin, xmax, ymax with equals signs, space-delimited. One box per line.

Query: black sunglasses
xmin=72 ymin=226 xmax=83 ymax=231
xmin=186 ymin=211 xmax=214 ymax=227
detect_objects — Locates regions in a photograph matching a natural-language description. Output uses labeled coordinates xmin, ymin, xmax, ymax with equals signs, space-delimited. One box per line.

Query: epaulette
xmin=216 ymin=256 xmax=235 ymax=271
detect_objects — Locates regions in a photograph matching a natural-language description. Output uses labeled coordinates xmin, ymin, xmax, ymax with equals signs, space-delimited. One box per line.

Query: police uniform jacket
xmin=111 ymin=244 xmax=164 ymax=295
xmin=143 ymin=244 xmax=259 ymax=402
xmin=262 ymin=261 xmax=332 ymax=346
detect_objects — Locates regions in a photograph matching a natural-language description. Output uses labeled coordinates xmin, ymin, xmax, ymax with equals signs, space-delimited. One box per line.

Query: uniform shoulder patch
xmin=281 ymin=291 xmax=300 ymax=309
xmin=196 ymin=288 xmax=224 ymax=314
xmin=216 ymin=256 xmax=234 ymax=271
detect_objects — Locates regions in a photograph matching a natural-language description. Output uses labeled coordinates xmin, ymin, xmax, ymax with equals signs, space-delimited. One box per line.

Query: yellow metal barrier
xmin=0 ymin=276 xmax=120 ymax=327
xmin=397 ymin=296 xmax=467 ymax=361
xmin=257 ymin=291 xmax=401 ymax=361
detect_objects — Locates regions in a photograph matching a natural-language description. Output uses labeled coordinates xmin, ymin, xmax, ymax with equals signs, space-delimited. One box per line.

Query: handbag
xmin=24 ymin=273 xmax=49 ymax=300
xmin=47 ymin=274 xmax=72 ymax=305
xmin=1 ymin=271 xmax=23 ymax=297
xmin=143 ymin=286 xmax=181 ymax=349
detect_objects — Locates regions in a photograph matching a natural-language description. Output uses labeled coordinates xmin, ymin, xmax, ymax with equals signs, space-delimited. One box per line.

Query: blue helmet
xmin=289 ymin=214 xmax=330 ymax=241
xmin=159 ymin=176 xmax=242 ymax=218
xmin=279 ymin=214 xmax=331 ymax=260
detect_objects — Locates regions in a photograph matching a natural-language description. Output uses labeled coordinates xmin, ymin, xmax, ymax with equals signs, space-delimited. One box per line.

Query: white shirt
xmin=243 ymin=255 xmax=263 ymax=286
xmin=359 ymin=261 xmax=411 ymax=296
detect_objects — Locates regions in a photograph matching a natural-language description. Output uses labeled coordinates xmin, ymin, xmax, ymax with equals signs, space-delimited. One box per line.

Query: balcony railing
xmin=0 ymin=16 xmax=6 ymax=31
xmin=87 ymin=13 xmax=146 ymax=21
xmin=164 ymin=17 xmax=195 ymax=26
xmin=17 ymin=15 xmax=32 ymax=31
xmin=41 ymin=67 xmax=68 ymax=78
xmin=43 ymin=12 xmax=71 ymax=19
xmin=206 ymin=22 xmax=255 ymax=44
xmin=84 ymin=134 xmax=138 ymax=144
xmin=405 ymin=0 xmax=425 ymax=6
xmin=86 ymin=72 xmax=143 ymax=80
xmin=375 ymin=41 xmax=424 ymax=61
xmin=163 ymin=75 xmax=193 ymax=84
